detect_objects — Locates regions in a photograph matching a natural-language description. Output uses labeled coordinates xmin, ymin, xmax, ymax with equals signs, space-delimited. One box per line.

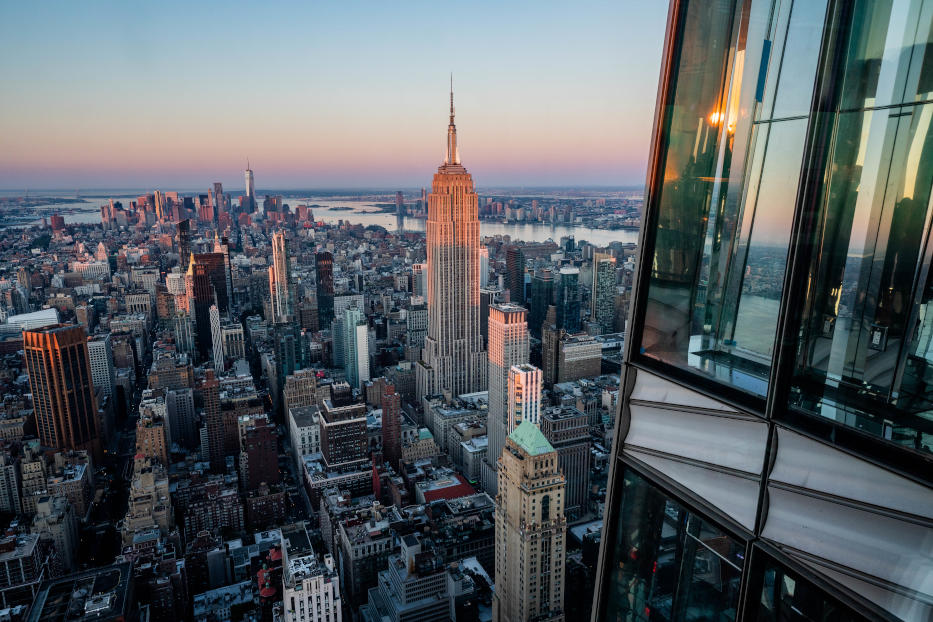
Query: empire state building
xmin=416 ymin=87 xmax=487 ymax=400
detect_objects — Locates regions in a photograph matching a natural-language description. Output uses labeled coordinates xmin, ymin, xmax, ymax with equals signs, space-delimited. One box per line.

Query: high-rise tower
xmin=269 ymin=231 xmax=293 ymax=322
xmin=483 ymin=303 xmax=529 ymax=494
xmin=591 ymin=252 xmax=616 ymax=334
xmin=315 ymin=251 xmax=335 ymax=327
xmin=493 ymin=421 xmax=566 ymax=622
xmin=244 ymin=160 xmax=255 ymax=211
xmin=416 ymin=83 xmax=487 ymax=401
xmin=23 ymin=324 xmax=102 ymax=460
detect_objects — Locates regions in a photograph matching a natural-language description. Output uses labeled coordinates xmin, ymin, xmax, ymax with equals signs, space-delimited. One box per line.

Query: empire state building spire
xmin=446 ymin=75 xmax=460 ymax=165
xmin=416 ymin=82 xmax=487 ymax=400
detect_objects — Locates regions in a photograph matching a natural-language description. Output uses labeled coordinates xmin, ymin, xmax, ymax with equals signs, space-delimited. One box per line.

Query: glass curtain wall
xmin=789 ymin=0 xmax=933 ymax=455
xmin=639 ymin=0 xmax=825 ymax=399
xmin=603 ymin=470 xmax=745 ymax=622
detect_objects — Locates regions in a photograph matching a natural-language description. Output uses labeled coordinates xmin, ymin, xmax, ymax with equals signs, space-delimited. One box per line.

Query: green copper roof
xmin=508 ymin=421 xmax=554 ymax=456
xmin=418 ymin=428 xmax=433 ymax=441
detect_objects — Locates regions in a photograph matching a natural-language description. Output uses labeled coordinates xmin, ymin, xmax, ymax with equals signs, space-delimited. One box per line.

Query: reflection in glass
xmin=791 ymin=0 xmax=933 ymax=454
xmin=640 ymin=0 xmax=824 ymax=398
xmin=754 ymin=556 xmax=861 ymax=621
xmin=603 ymin=470 xmax=744 ymax=622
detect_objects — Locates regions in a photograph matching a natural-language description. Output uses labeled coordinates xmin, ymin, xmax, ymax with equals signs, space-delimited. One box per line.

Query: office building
xmin=239 ymin=415 xmax=279 ymax=491
xmin=23 ymin=324 xmax=101 ymax=460
xmin=269 ymin=231 xmax=294 ymax=322
xmin=591 ymin=3 xmax=933 ymax=621
xmin=316 ymin=252 xmax=335 ymax=327
xmin=506 ymin=245 xmax=525 ymax=304
xmin=493 ymin=421 xmax=566 ymax=622
xmin=176 ymin=219 xmax=191 ymax=270
xmin=591 ymin=252 xmax=616 ymax=334
xmin=186 ymin=258 xmax=215 ymax=362
xmin=193 ymin=252 xmax=228 ymax=314
xmin=210 ymin=304 xmax=224 ymax=370
xmin=484 ymin=303 xmax=529 ymax=494
xmin=245 ymin=161 xmax=255 ymax=210
xmin=381 ymin=385 xmax=402 ymax=470
xmin=319 ymin=399 xmax=367 ymax=470
xmin=32 ymin=495 xmax=79 ymax=573
xmin=529 ymin=269 xmax=554 ymax=338
xmin=557 ymin=333 xmax=601 ymax=383
xmin=166 ymin=387 xmax=197 ymax=450
xmin=360 ymin=533 xmax=476 ymax=622
xmin=507 ymin=363 xmax=542 ymax=431
xmin=556 ymin=267 xmax=580 ymax=334
xmin=87 ymin=333 xmax=116 ymax=403
xmin=417 ymin=87 xmax=487 ymax=400
xmin=540 ymin=406 xmax=590 ymax=520
xmin=281 ymin=544 xmax=341 ymax=622
xmin=342 ymin=307 xmax=370 ymax=391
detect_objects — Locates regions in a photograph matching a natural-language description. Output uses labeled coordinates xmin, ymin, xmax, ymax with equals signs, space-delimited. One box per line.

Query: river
xmin=4 ymin=193 xmax=640 ymax=246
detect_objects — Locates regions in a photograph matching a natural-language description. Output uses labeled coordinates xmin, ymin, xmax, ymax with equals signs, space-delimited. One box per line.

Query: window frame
xmin=624 ymin=0 xmax=933 ymax=486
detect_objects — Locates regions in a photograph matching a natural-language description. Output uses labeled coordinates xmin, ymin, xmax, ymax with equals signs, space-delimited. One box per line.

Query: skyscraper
xmin=193 ymin=252 xmax=229 ymax=314
xmin=176 ymin=219 xmax=191 ymax=270
xmin=315 ymin=251 xmax=335 ymax=327
xmin=342 ymin=307 xmax=370 ymax=391
xmin=591 ymin=252 xmax=616 ymax=334
xmin=210 ymin=304 xmax=223 ymax=370
xmin=592 ymin=3 xmax=933 ymax=620
xmin=416 ymin=85 xmax=487 ymax=400
xmin=556 ymin=267 xmax=580 ymax=334
xmin=493 ymin=421 xmax=565 ymax=622
xmin=212 ymin=181 xmax=224 ymax=227
xmin=186 ymin=258 xmax=214 ymax=362
xmin=87 ymin=333 xmax=116 ymax=403
xmin=269 ymin=231 xmax=293 ymax=322
xmin=381 ymin=384 xmax=401 ymax=470
xmin=529 ymin=269 xmax=554 ymax=338
xmin=507 ymin=363 xmax=542 ymax=431
xmin=23 ymin=324 xmax=101 ymax=460
xmin=200 ymin=370 xmax=223 ymax=472
xmin=505 ymin=245 xmax=525 ymax=304
xmin=484 ymin=303 xmax=529 ymax=494
xmin=244 ymin=161 xmax=255 ymax=211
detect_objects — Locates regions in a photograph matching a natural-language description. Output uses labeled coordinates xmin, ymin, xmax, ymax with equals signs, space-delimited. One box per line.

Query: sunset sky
xmin=0 ymin=1 xmax=667 ymax=190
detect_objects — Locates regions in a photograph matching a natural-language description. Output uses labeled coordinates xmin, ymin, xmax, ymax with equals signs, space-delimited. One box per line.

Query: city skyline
xmin=0 ymin=1 xmax=667 ymax=189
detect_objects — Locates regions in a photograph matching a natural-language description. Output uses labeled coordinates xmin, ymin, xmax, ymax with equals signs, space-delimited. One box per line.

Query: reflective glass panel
xmin=790 ymin=0 xmax=933 ymax=455
xmin=602 ymin=470 xmax=745 ymax=622
xmin=639 ymin=0 xmax=825 ymax=398
xmin=754 ymin=555 xmax=864 ymax=621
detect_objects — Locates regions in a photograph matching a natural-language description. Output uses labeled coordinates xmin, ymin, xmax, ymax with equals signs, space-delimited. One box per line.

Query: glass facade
xmin=603 ymin=470 xmax=744 ymax=622
xmin=789 ymin=0 xmax=933 ymax=454
xmin=751 ymin=553 xmax=861 ymax=621
xmin=638 ymin=0 xmax=821 ymax=399
xmin=634 ymin=0 xmax=933 ymax=460
xmin=595 ymin=0 xmax=933 ymax=620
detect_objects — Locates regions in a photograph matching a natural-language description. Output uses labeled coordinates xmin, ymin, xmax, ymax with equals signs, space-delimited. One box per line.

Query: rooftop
xmin=508 ymin=420 xmax=554 ymax=457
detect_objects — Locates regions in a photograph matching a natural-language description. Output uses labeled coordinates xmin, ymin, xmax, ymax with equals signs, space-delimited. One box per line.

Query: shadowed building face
xmin=23 ymin=324 xmax=101 ymax=460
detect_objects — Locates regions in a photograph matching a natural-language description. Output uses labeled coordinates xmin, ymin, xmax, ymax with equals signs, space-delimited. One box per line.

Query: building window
xmin=637 ymin=0 xmax=828 ymax=400
xmin=751 ymin=552 xmax=862 ymax=621
xmin=788 ymin=0 xmax=933 ymax=457
xmin=602 ymin=469 xmax=744 ymax=622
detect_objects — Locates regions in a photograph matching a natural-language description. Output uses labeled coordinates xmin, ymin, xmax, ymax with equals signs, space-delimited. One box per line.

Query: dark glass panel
xmin=789 ymin=0 xmax=933 ymax=456
xmin=754 ymin=555 xmax=865 ymax=621
xmin=602 ymin=470 xmax=744 ymax=622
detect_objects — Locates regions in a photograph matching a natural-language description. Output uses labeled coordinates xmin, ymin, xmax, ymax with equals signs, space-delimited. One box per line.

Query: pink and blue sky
xmin=0 ymin=1 xmax=667 ymax=190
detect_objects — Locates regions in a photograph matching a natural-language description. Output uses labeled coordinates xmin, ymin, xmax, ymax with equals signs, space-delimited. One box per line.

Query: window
xmin=602 ymin=469 xmax=744 ymax=622
xmin=637 ymin=0 xmax=826 ymax=399
xmin=788 ymin=0 xmax=933 ymax=455
xmin=751 ymin=553 xmax=863 ymax=621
